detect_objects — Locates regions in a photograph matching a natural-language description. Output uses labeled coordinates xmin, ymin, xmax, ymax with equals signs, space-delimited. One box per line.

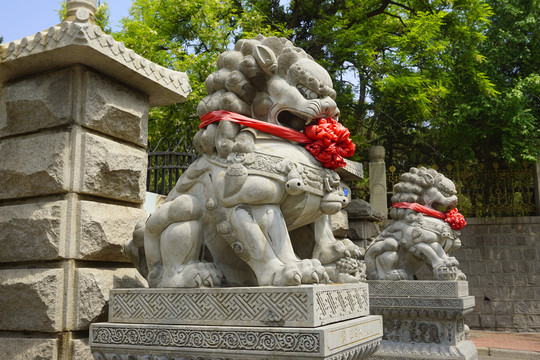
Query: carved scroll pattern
xmin=369 ymin=281 xmax=467 ymax=297
xmin=92 ymin=327 xmax=320 ymax=353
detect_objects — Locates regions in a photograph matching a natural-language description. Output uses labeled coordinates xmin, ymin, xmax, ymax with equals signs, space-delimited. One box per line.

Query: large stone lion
xmin=365 ymin=167 xmax=467 ymax=281
xmin=126 ymin=35 xmax=363 ymax=287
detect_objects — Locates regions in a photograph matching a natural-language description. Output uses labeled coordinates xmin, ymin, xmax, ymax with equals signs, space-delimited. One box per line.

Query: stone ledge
xmin=109 ymin=283 xmax=370 ymax=327
xmin=368 ymin=339 xmax=477 ymax=360
xmin=90 ymin=315 xmax=382 ymax=360
xmin=370 ymin=296 xmax=475 ymax=313
xmin=368 ymin=281 xmax=469 ymax=297
xmin=0 ymin=10 xmax=190 ymax=106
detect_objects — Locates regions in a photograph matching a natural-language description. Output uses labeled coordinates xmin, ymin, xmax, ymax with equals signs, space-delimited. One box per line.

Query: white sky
xmin=1 ymin=0 xmax=133 ymax=43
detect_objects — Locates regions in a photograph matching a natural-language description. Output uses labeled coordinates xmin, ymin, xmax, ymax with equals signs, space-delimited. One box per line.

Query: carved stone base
xmin=90 ymin=284 xmax=383 ymax=360
xmin=366 ymin=281 xmax=477 ymax=360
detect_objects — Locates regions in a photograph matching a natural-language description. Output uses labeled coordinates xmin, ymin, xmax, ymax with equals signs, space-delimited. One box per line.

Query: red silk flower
xmin=444 ymin=208 xmax=467 ymax=230
xmin=304 ymin=117 xmax=355 ymax=169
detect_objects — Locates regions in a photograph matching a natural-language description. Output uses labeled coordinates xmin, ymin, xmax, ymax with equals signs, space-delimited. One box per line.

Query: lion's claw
xmin=194 ymin=273 xmax=202 ymax=287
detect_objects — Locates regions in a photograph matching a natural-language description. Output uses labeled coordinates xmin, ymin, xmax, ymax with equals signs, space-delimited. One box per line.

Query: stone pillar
xmin=0 ymin=2 xmax=190 ymax=359
xmin=534 ymin=155 xmax=540 ymax=216
xmin=368 ymin=146 xmax=388 ymax=219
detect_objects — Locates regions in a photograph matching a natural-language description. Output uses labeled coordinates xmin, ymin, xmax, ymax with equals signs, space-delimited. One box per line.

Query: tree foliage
xmin=110 ymin=0 xmax=538 ymax=164
xmin=445 ymin=0 xmax=540 ymax=164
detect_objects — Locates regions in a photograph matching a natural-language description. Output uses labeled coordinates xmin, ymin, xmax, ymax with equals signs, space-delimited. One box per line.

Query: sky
xmin=1 ymin=0 xmax=133 ymax=43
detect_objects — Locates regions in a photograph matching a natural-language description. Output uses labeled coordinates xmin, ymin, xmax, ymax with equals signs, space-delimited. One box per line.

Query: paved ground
xmin=470 ymin=330 xmax=540 ymax=359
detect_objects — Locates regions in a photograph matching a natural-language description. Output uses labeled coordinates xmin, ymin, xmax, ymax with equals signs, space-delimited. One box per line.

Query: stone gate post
xmin=368 ymin=145 xmax=388 ymax=219
xmin=0 ymin=1 xmax=190 ymax=358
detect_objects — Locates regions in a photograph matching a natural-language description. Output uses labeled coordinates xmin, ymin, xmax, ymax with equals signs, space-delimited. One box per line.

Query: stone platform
xmin=367 ymin=280 xmax=478 ymax=360
xmin=90 ymin=283 xmax=383 ymax=360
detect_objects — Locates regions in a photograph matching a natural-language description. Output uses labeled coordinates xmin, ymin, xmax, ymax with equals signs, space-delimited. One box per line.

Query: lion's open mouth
xmin=277 ymin=110 xmax=320 ymax=131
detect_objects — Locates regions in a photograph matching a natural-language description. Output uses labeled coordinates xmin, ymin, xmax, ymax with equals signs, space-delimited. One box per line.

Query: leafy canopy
xmin=68 ymin=0 xmax=538 ymax=165
xmin=113 ymin=0 xmax=290 ymax=147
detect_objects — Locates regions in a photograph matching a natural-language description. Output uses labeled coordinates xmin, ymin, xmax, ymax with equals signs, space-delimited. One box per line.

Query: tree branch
xmin=383 ymin=11 xmax=407 ymax=28
xmin=366 ymin=0 xmax=416 ymax=18
xmin=366 ymin=0 xmax=392 ymax=18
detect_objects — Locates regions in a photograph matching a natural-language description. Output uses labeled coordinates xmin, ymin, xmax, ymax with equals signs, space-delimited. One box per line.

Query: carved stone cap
xmin=65 ymin=0 xmax=97 ymax=23
xmin=346 ymin=199 xmax=385 ymax=221
xmin=0 ymin=5 xmax=191 ymax=106
xmin=369 ymin=146 xmax=385 ymax=162
xmin=335 ymin=159 xmax=364 ymax=181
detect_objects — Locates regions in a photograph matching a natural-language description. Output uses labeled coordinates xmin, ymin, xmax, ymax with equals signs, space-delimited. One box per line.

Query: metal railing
xmin=146 ymin=137 xmax=198 ymax=195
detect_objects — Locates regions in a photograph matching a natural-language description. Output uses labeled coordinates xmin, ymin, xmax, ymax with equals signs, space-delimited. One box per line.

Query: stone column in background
xmin=368 ymin=146 xmax=388 ymax=220
xmin=535 ymin=155 xmax=540 ymax=216
xmin=0 ymin=1 xmax=191 ymax=359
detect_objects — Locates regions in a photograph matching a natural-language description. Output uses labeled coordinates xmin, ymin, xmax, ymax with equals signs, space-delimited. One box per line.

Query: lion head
xmin=197 ymin=35 xmax=339 ymax=131
xmin=390 ymin=167 xmax=458 ymax=220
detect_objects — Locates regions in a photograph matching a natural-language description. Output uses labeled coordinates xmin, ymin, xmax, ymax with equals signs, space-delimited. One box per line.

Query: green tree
xmin=259 ymin=0 xmax=496 ymax=166
xmin=111 ymin=0 xmax=538 ymax=165
xmin=113 ymin=0 xmax=290 ymax=147
xmin=443 ymin=0 xmax=540 ymax=164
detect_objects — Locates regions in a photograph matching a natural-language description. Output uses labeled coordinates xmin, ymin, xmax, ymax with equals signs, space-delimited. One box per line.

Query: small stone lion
xmin=126 ymin=35 xmax=363 ymax=287
xmin=365 ymin=167 xmax=466 ymax=281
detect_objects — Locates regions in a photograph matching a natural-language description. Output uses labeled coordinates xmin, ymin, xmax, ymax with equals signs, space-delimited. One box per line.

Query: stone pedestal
xmin=367 ymin=281 xmax=477 ymax=360
xmin=90 ymin=283 xmax=383 ymax=360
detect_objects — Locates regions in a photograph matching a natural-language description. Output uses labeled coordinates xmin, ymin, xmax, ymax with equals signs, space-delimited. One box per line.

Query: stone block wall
xmin=0 ymin=65 xmax=148 ymax=359
xmin=452 ymin=216 xmax=539 ymax=332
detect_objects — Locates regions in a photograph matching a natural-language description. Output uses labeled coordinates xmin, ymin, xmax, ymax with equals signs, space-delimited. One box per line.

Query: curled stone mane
xmin=196 ymin=34 xmax=336 ymax=119
xmin=389 ymin=167 xmax=441 ymax=220
xmin=193 ymin=34 xmax=339 ymax=159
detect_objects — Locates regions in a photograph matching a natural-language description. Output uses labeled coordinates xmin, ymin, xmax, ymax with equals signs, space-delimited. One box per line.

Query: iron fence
xmin=146 ymin=137 xmax=198 ymax=195
xmin=145 ymin=136 xmax=537 ymax=217
xmin=387 ymin=162 xmax=537 ymax=218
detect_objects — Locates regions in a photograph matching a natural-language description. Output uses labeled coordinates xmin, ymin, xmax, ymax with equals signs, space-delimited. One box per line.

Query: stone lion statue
xmin=126 ymin=35 xmax=364 ymax=287
xmin=365 ymin=167 xmax=467 ymax=281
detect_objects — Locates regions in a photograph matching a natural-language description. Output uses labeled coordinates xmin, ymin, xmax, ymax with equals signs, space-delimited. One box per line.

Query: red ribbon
xmin=199 ymin=110 xmax=312 ymax=143
xmin=392 ymin=202 xmax=467 ymax=230
xmin=199 ymin=110 xmax=355 ymax=169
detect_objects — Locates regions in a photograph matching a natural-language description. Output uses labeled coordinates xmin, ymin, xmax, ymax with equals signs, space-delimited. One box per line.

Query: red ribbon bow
xmin=392 ymin=202 xmax=467 ymax=230
xmin=199 ymin=111 xmax=355 ymax=170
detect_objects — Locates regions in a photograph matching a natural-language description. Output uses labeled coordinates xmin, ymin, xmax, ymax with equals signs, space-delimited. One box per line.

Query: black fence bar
xmin=146 ymin=137 xmax=198 ymax=195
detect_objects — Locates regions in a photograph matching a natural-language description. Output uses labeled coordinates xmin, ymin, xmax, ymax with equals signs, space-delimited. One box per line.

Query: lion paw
xmin=313 ymin=239 xmax=362 ymax=265
xmin=444 ymin=256 xmax=459 ymax=267
xmin=386 ymin=269 xmax=409 ymax=280
xmin=433 ymin=264 xmax=461 ymax=280
xmin=269 ymin=260 xmax=329 ymax=286
xmin=159 ymin=262 xmax=224 ymax=288
xmin=296 ymin=259 xmax=329 ymax=284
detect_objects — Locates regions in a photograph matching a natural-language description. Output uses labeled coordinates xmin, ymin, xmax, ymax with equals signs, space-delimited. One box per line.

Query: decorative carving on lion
xmin=126 ymin=35 xmax=364 ymax=287
xmin=365 ymin=167 xmax=467 ymax=281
